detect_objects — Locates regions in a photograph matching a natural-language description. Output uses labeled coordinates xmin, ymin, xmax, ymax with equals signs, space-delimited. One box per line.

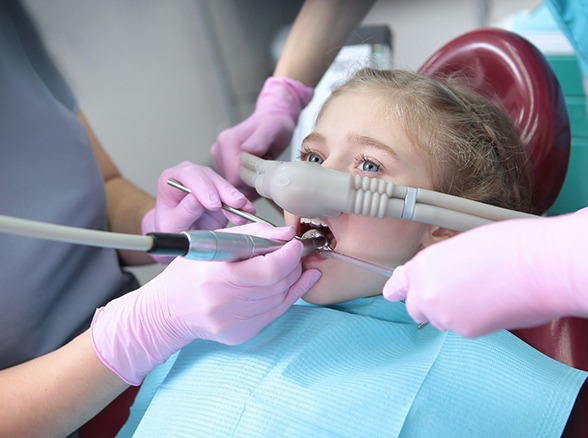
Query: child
xmin=119 ymin=69 xmax=586 ymax=437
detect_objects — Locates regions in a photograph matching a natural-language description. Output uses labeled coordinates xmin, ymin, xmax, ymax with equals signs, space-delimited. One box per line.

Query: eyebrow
xmin=347 ymin=133 xmax=400 ymax=160
xmin=301 ymin=132 xmax=324 ymax=146
xmin=302 ymin=132 xmax=400 ymax=161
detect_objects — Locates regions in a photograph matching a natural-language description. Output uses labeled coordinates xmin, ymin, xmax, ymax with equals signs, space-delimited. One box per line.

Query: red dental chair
xmin=81 ymin=28 xmax=586 ymax=437
xmin=419 ymin=28 xmax=587 ymax=436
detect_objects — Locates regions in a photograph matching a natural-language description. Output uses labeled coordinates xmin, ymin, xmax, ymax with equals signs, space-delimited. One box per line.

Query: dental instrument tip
xmin=301 ymin=229 xmax=395 ymax=277
xmin=299 ymin=229 xmax=331 ymax=256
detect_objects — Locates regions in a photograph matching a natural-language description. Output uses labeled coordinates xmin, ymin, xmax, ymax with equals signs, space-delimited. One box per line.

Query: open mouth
xmin=298 ymin=217 xmax=337 ymax=250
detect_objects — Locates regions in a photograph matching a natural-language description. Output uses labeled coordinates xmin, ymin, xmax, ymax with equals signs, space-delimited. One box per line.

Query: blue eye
xmin=355 ymin=154 xmax=382 ymax=173
xmin=306 ymin=152 xmax=324 ymax=164
xmin=360 ymin=160 xmax=380 ymax=172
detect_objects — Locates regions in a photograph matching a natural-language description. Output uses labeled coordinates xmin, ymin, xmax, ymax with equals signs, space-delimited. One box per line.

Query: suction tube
xmin=0 ymin=213 xmax=153 ymax=251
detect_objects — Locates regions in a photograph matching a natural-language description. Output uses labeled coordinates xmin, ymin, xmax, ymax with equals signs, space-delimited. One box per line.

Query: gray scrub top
xmin=0 ymin=1 xmax=139 ymax=369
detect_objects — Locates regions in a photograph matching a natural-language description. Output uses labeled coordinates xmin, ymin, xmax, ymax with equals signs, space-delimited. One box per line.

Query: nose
xmin=320 ymin=154 xmax=348 ymax=173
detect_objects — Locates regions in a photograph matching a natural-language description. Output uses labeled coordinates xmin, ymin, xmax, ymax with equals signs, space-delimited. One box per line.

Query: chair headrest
xmin=419 ymin=28 xmax=570 ymax=214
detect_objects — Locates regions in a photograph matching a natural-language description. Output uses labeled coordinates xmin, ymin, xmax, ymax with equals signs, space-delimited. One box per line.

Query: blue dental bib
xmin=121 ymin=297 xmax=586 ymax=437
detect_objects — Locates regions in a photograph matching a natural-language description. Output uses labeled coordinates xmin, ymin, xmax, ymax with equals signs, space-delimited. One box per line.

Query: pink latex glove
xmin=211 ymin=77 xmax=313 ymax=196
xmin=92 ymin=223 xmax=321 ymax=385
xmin=384 ymin=208 xmax=588 ymax=338
xmin=142 ymin=161 xmax=256 ymax=263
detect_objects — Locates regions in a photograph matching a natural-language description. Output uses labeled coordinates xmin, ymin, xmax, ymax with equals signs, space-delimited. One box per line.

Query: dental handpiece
xmin=171 ymin=229 xmax=329 ymax=261
xmin=240 ymin=153 xmax=537 ymax=232
xmin=0 ymin=214 xmax=328 ymax=262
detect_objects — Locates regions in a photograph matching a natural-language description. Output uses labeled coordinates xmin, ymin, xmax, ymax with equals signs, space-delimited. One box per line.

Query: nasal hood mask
xmin=239 ymin=152 xmax=536 ymax=232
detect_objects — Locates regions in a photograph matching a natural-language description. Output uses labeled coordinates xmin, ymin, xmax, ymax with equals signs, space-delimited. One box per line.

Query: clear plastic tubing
xmin=316 ymin=249 xmax=394 ymax=277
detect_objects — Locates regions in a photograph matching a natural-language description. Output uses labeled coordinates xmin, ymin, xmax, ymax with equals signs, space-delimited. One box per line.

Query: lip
xmin=302 ymin=252 xmax=326 ymax=263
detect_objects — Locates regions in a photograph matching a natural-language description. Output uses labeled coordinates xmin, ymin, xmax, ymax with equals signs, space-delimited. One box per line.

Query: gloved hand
xmin=383 ymin=208 xmax=588 ymax=338
xmin=142 ymin=161 xmax=256 ymax=263
xmin=92 ymin=223 xmax=321 ymax=385
xmin=211 ymin=77 xmax=313 ymax=197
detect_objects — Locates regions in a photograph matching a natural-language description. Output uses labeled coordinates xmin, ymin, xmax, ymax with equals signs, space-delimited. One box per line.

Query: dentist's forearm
xmin=0 ymin=330 xmax=128 ymax=437
xmin=78 ymin=111 xmax=155 ymax=265
xmin=274 ymin=0 xmax=376 ymax=86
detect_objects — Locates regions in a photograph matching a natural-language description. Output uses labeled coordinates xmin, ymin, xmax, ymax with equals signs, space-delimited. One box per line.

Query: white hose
xmin=0 ymin=214 xmax=153 ymax=251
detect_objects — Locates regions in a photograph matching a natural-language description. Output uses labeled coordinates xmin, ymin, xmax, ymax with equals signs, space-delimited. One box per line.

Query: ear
xmin=421 ymin=225 xmax=459 ymax=248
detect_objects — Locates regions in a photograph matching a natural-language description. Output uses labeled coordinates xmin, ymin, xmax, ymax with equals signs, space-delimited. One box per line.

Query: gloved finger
xmin=232 ymin=269 xmax=322 ymax=344
xmin=236 ymin=260 xmax=303 ymax=303
xmin=382 ymin=265 xmax=409 ymax=302
xmin=253 ymin=268 xmax=321 ymax=320
xmin=241 ymin=118 xmax=294 ymax=156
xmin=157 ymin=172 xmax=188 ymax=205
xmin=425 ymin=319 xmax=446 ymax=333
xmin=404 ymin=296 xmax=429 ymax=328
xmin=211 ymin=128 xmax=249 ymax=185
xmin=229 ymin=238 xmax=303 ymax=290
xmin=220 ymin=211 xmax=249 ymax=226
xmin=213 ymin=122 xmax=250 ymax=156
xmin=162 ymin=194 xmax=226 ymax=232
xmin=168 ymin=162 xmax=245 ymax=211
xmin=193 ymin=211 xmax=230 ymax=231
xmin=198 ymin=166 xmax=255 ymax=213
xmin=174 ymin=192 xmax=207 ymax=221
xmin=241 ymin=124 xmax=276 ymax=155
xmin=218 ymin=223 xmax=295 ymax=241
xmin=174 ymin=168 xmax=253 ymax=227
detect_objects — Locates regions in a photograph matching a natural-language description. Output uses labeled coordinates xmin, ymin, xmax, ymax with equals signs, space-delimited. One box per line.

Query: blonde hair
xmin=319 ymin=68 xmax=534 ymax=213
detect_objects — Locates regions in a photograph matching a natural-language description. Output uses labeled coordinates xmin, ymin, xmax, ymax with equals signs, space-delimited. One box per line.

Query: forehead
xmin=313 ymin=91 xmax=436 ymax=190
xmin=315 ymin=92 xmax=398 ymax=141
xmin=315 ymin=91 xmax=408 ymax=150
xmin=319 ymin=91 xmax=392 ymax=121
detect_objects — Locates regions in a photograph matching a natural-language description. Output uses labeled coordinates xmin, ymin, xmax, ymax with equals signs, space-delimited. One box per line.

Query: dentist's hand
xmin=92 ymin=223 xmax=321 ymax=385
xmin=211 ymin=77 xmax=313 ymax=197
xmin=142 ymin=162 xmax=255 ymax=263
xmin=384 ymin=208 xmax=588 ymax=338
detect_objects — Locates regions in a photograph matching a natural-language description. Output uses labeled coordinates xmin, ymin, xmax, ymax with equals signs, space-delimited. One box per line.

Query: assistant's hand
xmin=91 ymin=223 xmax=321 ymax=385
xmin=384 ymin=208 xmax=588 ymax=338
xmin=211 ymin=77 xmax=313 ymax=197
xmin=142 ymin=162 xmax=255 ymax=263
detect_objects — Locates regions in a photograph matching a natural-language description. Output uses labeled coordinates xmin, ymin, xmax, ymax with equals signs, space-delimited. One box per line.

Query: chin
xmin=300 ymin=288 xmax=336 ymax=306
xmin=288 ymin=211 xmax=387 ymax=305
xmin=302 ymin=288 xmax=380 ymax=306
xmin=299 ymin=267 xmax=382 ymax=306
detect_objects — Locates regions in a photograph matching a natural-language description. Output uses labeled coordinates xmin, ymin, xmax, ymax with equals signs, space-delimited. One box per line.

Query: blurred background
xmin=21 ymin=0 xmax=548 ymax=282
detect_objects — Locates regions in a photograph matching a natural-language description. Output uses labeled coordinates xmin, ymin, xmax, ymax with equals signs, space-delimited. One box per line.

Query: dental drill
xmin=240 ymin=152 xmax=537 ymax=232
xmin=0 ymin=214 xmax=328 ymax=262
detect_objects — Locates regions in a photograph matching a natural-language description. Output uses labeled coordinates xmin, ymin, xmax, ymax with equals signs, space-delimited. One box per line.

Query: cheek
xmin=302 ymin=267 xmax=387 ymax=305
xmin=284 ymin=211 xmax=296 ymax=228
xmin=339 ymin=217 xmax=426 ymax=265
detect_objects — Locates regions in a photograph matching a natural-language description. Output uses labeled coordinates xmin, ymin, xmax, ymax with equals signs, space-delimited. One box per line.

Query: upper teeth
xmin=300 ymin=217 xmax=328 ymax=227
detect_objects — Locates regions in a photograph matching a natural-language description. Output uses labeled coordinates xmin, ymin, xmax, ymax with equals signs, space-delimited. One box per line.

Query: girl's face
xmin=285 ymin=91 xmax=445 ymax=305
